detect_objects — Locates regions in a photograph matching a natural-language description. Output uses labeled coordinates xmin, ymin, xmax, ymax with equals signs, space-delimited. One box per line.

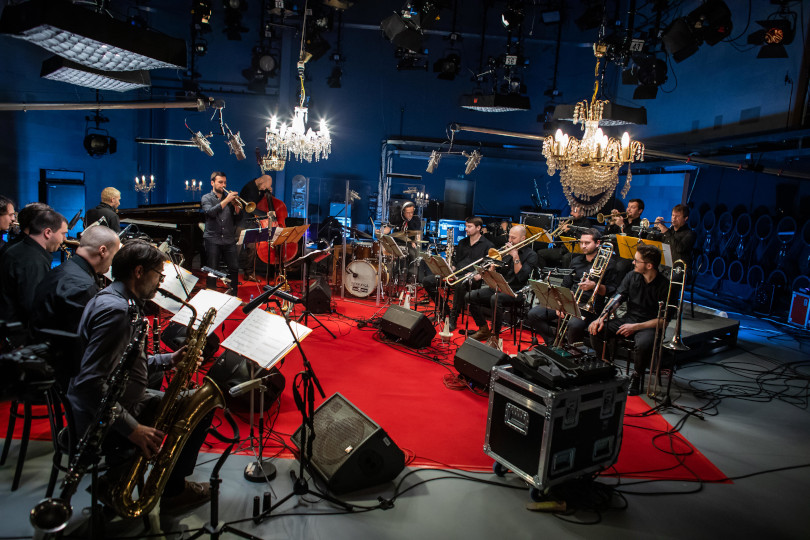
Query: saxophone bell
xmin=30 ymin=498 xmax=72 ymax=534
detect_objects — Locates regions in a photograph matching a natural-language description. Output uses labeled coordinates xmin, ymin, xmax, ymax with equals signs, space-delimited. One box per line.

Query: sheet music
xmin=151 ymin=261 xmax=199 ymax=313
xmin=221 ymin=309 xmax=313 ymax=369
xmin=170 ymin=289 xmax=243 ymax=335
xmin=661 ymin=243 xmax=673 ymax=267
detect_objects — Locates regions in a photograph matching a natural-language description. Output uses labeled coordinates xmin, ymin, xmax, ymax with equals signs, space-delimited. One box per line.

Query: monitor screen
xmin=438 ymin=219 xmax=466 ymax=245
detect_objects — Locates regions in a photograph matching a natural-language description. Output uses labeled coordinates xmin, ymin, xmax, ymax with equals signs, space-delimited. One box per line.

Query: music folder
xmin=481 ymin=267 xmax=516 ymax=298
xmin=169 ymin=289 xmax=243 ymax=335
xmin=425 ymin=255 xmax=453 ymax=279
xmin=221 ymin=309 xmax=312 ymax=369
xmin=529 ymin=279 xmax=581 ymax=319
xmin=380 ymin=234 xmax=405 ymax=257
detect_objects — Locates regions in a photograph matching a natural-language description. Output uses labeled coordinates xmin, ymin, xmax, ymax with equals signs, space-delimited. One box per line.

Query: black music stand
xmin=286 ymin=249 xmax=337 ymax=339
xmin=481 ymin=267 xmax=516 ymax=349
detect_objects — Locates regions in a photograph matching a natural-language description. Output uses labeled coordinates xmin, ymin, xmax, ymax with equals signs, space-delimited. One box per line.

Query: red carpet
xmin=0 ymin=280 xmax=727 ymax=483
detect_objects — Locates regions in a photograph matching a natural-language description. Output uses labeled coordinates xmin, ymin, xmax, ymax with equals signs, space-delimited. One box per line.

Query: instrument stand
xmin=188 ymin=410 xmax=262 ymax=540
xmin=259 ymin=299 xmax=353 ymax=520
xmin=296 ymin=259 xmax=337 ymax=339
xmin=649 ymin=364 xmax=704 ymax=419
xmin=243 ymin=361 xmax=277 ymax=483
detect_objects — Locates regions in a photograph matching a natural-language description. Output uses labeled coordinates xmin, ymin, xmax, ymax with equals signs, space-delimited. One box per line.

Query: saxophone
xmin=107 ymin=304 xmax=225 ymax=518
xmin=30 ymin=303 xmax=147 ymax=535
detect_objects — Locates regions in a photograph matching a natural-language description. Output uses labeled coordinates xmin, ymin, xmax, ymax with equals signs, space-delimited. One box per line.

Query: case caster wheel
xmin=529 ymin=487 xmax=543 ymax=502
xmin=493 ymin=462 xmax=508 ymax=477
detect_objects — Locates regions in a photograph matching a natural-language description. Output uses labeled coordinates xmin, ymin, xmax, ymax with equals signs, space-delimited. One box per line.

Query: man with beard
xmin=85 ymin=187 xmax=121 ymax=232
xmin=607 ymin=198 xmax=644 ymax=235
xmin=201 ymin=171 xmax=241 ymax=295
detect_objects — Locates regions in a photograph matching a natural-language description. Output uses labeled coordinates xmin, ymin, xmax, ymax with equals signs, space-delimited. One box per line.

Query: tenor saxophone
xmin=107 ymin=306 xmax=225 ymax=518
xmin=30 ymin=305 xmax=147 ymax=535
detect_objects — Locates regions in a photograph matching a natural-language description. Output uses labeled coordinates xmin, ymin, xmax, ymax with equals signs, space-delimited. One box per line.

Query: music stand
xmin=425 ymin=255 xmax=453 ymax=321
xmin=529 ymin=279 xmax=581 ymax=349
xmin=480 ymin=267 xmax=516 ymax=349
xmin=286 ymin=248 xmax=337 ymax=339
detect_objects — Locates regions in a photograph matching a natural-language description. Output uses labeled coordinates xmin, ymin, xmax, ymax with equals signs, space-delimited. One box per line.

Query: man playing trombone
xmin=201 ymin=171 xmax=241 ymax=296
xmin=527 ymin=228 xmax=618 ymax=347
xmin=588 ymin=244 xmax=669 ymax=395
xmin=466 ymin=225 xmax=538 ymax=342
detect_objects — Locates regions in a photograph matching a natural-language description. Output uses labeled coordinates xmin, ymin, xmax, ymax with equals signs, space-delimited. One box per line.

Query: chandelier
xmin=541 ymin=50 xmax=644 ymax=214
xmin=265 ymin=1 xmax=331 ymax=164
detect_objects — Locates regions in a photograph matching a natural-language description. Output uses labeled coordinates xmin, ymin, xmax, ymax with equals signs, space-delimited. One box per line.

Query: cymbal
xmin=391 ymin=230 xmax=419 ymax=239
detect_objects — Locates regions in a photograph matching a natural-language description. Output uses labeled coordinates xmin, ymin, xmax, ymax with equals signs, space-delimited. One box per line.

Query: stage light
xmin=622 ymin=55 xmax=667 ymax=100
xmin=433 ymin=53 xmax=460 ymax=81
xmin=223 ymin=0 xmax=248 ymax=41
xmin=242 ymin=47 xmax=278 ymax=93
xmin=41 ymin=56 xmax=151 ymax=92
xmin=192 ymin=0 xmax=213 ymax=33
xmin=327 ymin=65 xmax=342 ymax=88
xmin=459 ymin=93 xmax=530 ymax=113
xmin=0 ymin=0 xmax=187 ymax=71
xmin=662 ymin=0 xmax=732 ymax=63
xmin=501 ymin=4 xmax=524 ymax=29
xmin=381 ymin=1 xmax=448 ymax=53
xmin=748 ymin=18 xmax=796 ymax=59
xmin=83 ymin=112 xmax=116 ymax=157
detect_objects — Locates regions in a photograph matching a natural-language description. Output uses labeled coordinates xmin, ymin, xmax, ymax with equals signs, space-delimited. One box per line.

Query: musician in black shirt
xmin=421 ymin=217 xmax=493 ymax=330
xmin=238 ymin=174 xmax=273 ymax=281
xmin=607 ymin=198 xmax=644 ymax=235
xmin=655 ymin=203 xmax=696 ymax=267
xmin=30 ymin=225 xmax=120 ymax=386
xmin=467 ymin=225 xmax=538 ymax=342
xmin=0 ymin=196 xmax=15 ymax=251
xmin=588 ymin=244 xmax=669 ymax=395
xmin=85 ymin=187 xmax=121 ymax=231
xmin=527 ymin=229 xmax=618 ymax=347
xmin=201 ymin=171 xmax=241 ymax=295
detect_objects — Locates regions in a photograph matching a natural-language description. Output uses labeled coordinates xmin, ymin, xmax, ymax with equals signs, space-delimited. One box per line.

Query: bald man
xmin=86 ymin=187 xmax=121 ymax=231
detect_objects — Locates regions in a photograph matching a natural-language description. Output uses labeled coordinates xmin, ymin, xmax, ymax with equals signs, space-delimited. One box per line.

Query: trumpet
xmin=596 ymin=211 xmax=628 ymax=224
xmin=445 ymin=231 xmax=544 ymax=285
xmin=228 ymin=191 xmax=256 ymax=213
xmin=639 ymin=218 xmax=672 ymax=229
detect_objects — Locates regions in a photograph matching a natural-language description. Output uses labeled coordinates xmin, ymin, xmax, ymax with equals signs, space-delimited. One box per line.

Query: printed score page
xmin=169 ymin=288 xmax=243 ymax=335
xmin=221 ymin=309 xmax=313 ymax=369
xmin=151 ymin=261 xmax=199 ymax=313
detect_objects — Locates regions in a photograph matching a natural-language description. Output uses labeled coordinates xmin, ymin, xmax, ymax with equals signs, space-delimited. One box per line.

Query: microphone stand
xmin=292 ymin=253 xmax=336 ymax=339
xmin=257 ymin=298 xmax=353 ymax=521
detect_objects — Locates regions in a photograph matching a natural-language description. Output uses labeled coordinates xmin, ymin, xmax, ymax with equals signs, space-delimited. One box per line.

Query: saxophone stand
xmin=258 ymin=299 xmax=353 ymax=519
xmin=187 ymin=409 xmax=262 ymax=540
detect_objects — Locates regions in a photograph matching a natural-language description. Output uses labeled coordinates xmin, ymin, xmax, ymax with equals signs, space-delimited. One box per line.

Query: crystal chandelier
xmin=542 ymin=49 xmax=644 ymax=215
xmin=265 ymin=1 xmax=331 ymax=164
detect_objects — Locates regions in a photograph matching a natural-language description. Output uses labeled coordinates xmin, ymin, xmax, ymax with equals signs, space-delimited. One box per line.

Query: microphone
xmin=192 ymin=131 xmax=214 ymax=157
xmin=158 ymin=288 xmax=185 ymax=304
xmin=229 ymin=378 xmax=265 ymax=397
xmin=260 ymin=284 xmax=301 ymax=305
xmin=67 ymin=209 xmax=83 ymax=230
xmin=242 ymin=282 xmax=284 ymax=314
xmin=119 ymin=223 xmax=134 ymax=239
xmin=202 ymin=266 xmax=231 ymax=283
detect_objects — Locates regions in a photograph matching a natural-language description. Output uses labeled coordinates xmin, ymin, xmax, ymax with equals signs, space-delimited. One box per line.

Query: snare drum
xmin=353 ymin=241 xmax=380 ymax=260
xmin=344 ymin=260 xmax=389 ymax=297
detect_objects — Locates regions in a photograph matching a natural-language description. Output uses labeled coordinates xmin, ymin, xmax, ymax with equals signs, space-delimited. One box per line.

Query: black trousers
xmin=467 ymin=287 xmax=524 ymax=332
xmin=422 ymin=275 xmax=482 ymax=319
xmin=526 ymin=305 xmax=594 ymax=346
xmin=589 ymin=316 xmax=657 ymax=374
xmin=204 ymin=239 xmax=239 ymax=295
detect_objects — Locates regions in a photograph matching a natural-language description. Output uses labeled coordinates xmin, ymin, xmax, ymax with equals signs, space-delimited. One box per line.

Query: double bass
xmin=256 ymin=190 xmax=298 ymax=264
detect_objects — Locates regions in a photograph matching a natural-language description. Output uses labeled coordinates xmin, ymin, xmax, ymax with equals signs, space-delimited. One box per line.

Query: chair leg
xmin=12 ymin=401 xmax=33 ymax=491
xmin=1 ymin=400 xmax=20 ymax=466
xmin=46 ymin=451 xmax=61 ymax=497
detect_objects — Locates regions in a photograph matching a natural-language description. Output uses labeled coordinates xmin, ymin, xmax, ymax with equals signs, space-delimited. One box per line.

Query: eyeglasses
xmin=148 ymin=267 xmax=166 ymax=283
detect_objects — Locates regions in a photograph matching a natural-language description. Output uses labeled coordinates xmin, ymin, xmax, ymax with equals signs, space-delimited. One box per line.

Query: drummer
xmin=382 ymin=201 xmax=422 ymax=279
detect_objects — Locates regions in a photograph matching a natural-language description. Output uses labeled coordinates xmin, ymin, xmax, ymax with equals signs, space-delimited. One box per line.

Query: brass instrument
xmin=445 ymin=231 xmax=545 ymax=285
xmin=596 ymin=211 xmax=628 ymax=224
xmin=639 ymin=218 xmax=672 ymax=229
xmin=31 ymin=306 xmax=147 ymax=535
xmin=647 ymin=260 xmax=689 ymax=399
xmin=107 ymin=304 xmax=225 ymax=518
xmin=552 ymin=243 xmax=613 ymax=348
xmin=445 ymin=227 xmax=454 ymax=263
xmin=229 ymin=191 xmax=256 ymax=213
xmin=548 ymin=217 xmax=573 ymax=238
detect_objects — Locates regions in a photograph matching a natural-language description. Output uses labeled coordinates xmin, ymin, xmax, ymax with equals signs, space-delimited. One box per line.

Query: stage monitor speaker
xmin=291 ymin=393 xmax=405 ymax=494
xmin=380 ymin=305 xmax=436 ymax=348
xmin=308 ymin=277 xmax=332 ymax=314
xmin=454 ymin=338 xmax=510 ymax=387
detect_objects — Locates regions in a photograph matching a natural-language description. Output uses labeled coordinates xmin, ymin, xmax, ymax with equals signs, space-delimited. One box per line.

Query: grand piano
xmin=117 ymin=202 xmax=204 ymax=269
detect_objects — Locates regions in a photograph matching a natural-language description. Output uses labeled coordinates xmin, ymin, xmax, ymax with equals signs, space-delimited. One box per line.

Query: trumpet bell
xmin=245 ymin=201 xmax=257 ymax=213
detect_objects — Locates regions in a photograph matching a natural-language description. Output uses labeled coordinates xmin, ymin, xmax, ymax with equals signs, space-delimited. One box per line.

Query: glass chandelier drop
xmin=265 ymin=1 xmax=331 ymax=164
xmin=541 ymin=50 xmax=644 ymax=215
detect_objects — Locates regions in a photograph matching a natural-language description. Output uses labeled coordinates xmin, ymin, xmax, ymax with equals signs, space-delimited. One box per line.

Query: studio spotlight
xmin=327 ymin=65 xmax=342 ymax=88
xmin=426 ymin=150 xmax=441 ymax=173
xmin=381 ymin=1 xmax=449 ymax=53
xmin=501 ymin=5 xmax=524 ymax=29
xmin=662 ymin=0 xmax=732 ymax=63
xmin=433 ymin=53 xmax=460 ymax=80
xmin=223 ymin=0 xmax=248 ymax=41
xmin=624 ymin=55 xmax=667 ymax=100
xmin=242 ymin=47 xmax=278 ymax=93
xmin=192 ymin=0 xmax=212 ymax=33
xmin=748 ymin=18 xmax=795 ymax=59
xmin=83 ymin=112 xmax=116 ymax=157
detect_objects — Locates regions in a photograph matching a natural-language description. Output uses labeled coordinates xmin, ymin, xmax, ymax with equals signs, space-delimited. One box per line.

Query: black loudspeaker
xmin=291 ymin=393 xmax=405 ymax=494
xmin=307 ymin=278 xmax=332 ymax=314
xmin=454 ymin=338 xmax=510 ymax=387
xmin=379 ymin=305 xmax=436 ymax=348
xmin=207 ymin=351 xmax=285 ymax=411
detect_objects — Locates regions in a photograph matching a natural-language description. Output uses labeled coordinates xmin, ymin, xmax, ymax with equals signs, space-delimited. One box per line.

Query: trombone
xmin=647 ymin=259 xmax=689 ymax=399
xmin=444 ymin=231 xmax=545 ymax=285
xmin=228 ymin=191 xmax=256 ymax=213
xmin=596 ymin=211 xmax=628 ymax=224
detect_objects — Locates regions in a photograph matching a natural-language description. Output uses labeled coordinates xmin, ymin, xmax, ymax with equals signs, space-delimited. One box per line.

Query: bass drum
xmin=344 ymin=260 xmax=389 ymax=298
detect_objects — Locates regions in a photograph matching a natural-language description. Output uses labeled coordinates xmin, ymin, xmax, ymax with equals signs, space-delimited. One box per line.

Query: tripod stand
xmin=256 ymin=299 xmax=353 ymax=519
xmin=289 ymin=250 xmax=336 ymax=339
xmin=187 ymin=409 xmax=262 ymax=540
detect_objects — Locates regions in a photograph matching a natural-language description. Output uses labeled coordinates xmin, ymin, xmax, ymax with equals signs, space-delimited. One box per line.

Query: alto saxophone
xmin=31 ymin=304 xmax=147 ymax=535
xmin=107 ymin=305 xmax=225 ymax=518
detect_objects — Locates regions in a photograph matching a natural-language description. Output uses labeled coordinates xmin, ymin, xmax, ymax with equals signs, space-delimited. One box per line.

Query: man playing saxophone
xmin=67 ymin=241 xmax=212 ymax=516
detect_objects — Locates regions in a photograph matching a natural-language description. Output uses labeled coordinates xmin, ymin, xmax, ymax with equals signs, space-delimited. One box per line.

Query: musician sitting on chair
xmin=421 ymin=217 xmax=493 ymax=331
xmin=201 ymin=171 xmax=241 ymax=296
xmin=526 ymin=228 xmax=618 ymax=347
xmin=0 ymin=195 xmax=15 ymax=251
xmin=588 ymin=244 xmax=668 ymax=396
xmin=560 ymin=205 xmax=593 ymax=234
xmin=85 ymin=187 xmax=121 ymax=232
xmin=607 ymin=198 xmax=644 ymax=236
xmin=238 ymin=174 xmax=273 ymax=281
xmin=67 ymin=241 xmax=212 ymax=515
xmin=655 ymin=203 xmax=696 ymax=267
xmin=467 ymin=225 xmax=538 ymax=342
xmin=384 ymin=201 xmax=421 ymax=279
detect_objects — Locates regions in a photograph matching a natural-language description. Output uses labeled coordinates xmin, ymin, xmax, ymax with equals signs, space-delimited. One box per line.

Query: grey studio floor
xmin=2 ymin=309 xmax=810 ymax=540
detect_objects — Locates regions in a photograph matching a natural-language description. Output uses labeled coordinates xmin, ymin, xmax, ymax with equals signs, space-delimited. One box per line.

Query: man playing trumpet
xmin=606 ymin=198 xmax=644 ymax=235
xmin=655 ymin=203 xmax=696 ymax=267
xmin=466 ymin=225 xmax=538 ymax=342
xmin=201 ymin=171 xmax=241 ymax=296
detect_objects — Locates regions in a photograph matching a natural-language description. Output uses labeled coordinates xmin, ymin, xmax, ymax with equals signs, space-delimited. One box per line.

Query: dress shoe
xmin=470 ymin=327 xmax=492 ymax=341
xmin=628 ymin=372 xmax=642 ymax=396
